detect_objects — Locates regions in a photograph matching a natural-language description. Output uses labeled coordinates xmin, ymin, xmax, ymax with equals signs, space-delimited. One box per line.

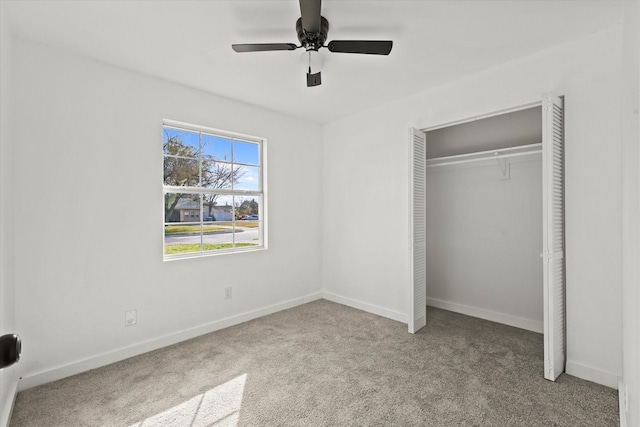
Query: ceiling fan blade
xmin=232 ymin=43 xmax=298 ymax=53
xmin=307 ymin=71 xmax=321 ymax=87
xmin=299 ymin=0 xmax=321 ymax=33
xmin=327 ymin=40 xmax=393 ymax=55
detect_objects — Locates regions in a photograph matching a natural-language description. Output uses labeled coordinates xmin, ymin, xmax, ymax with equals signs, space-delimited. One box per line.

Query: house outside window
xmin=162 ymin=120 xmax=266 ymax=259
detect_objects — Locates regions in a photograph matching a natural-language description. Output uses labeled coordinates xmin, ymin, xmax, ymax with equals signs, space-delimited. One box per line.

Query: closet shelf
xmin=426 ymin=143 xmax=542 ymax=168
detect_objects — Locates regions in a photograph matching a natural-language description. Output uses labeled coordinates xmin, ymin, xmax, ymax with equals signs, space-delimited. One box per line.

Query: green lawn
xmin=236 ymin=221 xmax=259 ymax=228
xmin=165 ymin=242 xmax=258 ymax=255
xmin=165 ymin=224 xmax=231 ymax=235
xmin=165 ymin=221 xmax=259 ymax=235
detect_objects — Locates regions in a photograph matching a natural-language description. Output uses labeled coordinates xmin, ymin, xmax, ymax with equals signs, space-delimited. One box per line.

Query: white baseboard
xmin=426 ymin=297 xmax=544 ymax=334
xmin=565 ymin=360 xmax=619 ymax=389
xmin=18 ymin=292 xmax=323 ymax=391
xmin=322 ymin=291 xmax=408 ymax=324
xmin=0 ymin=378 xmax=18 ymax=427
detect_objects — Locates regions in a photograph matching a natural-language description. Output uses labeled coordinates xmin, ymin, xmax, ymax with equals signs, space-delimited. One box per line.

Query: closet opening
xmin=409 ymin=95 xmax=565 ymax=381
xmin=426 ymin=106 xmax=543 ymax=334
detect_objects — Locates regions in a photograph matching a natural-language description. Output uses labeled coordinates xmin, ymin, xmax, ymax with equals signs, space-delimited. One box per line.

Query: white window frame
xmin=162 ymin=119 xmax=267 ymax=260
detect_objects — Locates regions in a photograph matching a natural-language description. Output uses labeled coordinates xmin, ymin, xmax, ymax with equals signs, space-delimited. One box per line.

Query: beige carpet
xmin=10 ymin=300 xmax=618 ymax=426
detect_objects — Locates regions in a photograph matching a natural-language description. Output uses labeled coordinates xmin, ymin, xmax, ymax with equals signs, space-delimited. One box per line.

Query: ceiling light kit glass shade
xmin=301 ymin=49 xmax=324 ymax=75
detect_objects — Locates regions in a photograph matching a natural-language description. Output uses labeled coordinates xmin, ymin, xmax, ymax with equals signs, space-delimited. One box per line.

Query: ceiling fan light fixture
xmin=300 ymin=49 xmax=324 ymax=74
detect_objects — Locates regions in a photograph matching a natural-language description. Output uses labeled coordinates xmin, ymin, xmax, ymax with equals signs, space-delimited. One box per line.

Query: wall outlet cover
xmin=125 ymin=310 xmax=137 ymax=326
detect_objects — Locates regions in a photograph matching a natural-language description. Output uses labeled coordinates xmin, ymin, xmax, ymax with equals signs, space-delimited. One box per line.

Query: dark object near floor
xmin=0 ymin=334 xmax=20 ymax=370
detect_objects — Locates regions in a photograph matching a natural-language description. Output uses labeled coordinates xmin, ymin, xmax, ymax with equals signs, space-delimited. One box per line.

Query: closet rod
xmin=426 ymin=143 xmax=542 ymax=168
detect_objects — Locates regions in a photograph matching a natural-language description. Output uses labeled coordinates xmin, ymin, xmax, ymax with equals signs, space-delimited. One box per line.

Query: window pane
xmin=203 ymin=194 xmax=234 ymax=222
xmin=202 ymin=134 xmax=232 ymax=162
xmin=164 ymin=193 xmax=202 ymax=255
xmin=234 ymin=165 xmax=260 ymax=191
xmin=202 ymin=221 xmax=235 ymax=252
xmin=235 ymin=195 xmax=260 ymax=221
xmin=164 ymin=193 xmax=201 ymax=223
xmin=164 ymin=223 xmax=202 ymax=255
xmin=203 ymin=194 xmax=233 ymax=251
xmin=233 ymin=140 xmax=260 ymax=166
xmin=202 ymin=160 xmax=234 ymax=190
xmin=163 ymin=127 xmax=200 ymax=157
xmin=164 ymin=156 xmax=199 ymax=186
xmin=235 ymin=195 xmax=261 ymax=247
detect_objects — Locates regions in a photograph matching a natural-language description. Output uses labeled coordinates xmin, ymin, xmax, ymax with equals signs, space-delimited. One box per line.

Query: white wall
xmin=323 ymin=27 xmax=623 ymax=388
xmin=10 ymin=38 xmax=324 ymax=390
xmin=426 ymin=157 xmax=543 ymax=333
xmin=0 ymin=3 xmax=18 ymax=425
xmin=621 ymin=0 xmax=640 ymax=424
xmin=3 ymin=4 xmax=632 ymax=408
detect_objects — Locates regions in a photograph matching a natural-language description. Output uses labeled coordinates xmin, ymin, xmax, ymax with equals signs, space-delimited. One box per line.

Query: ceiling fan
xmin=232 ymin=0 xmax=393 ymax=87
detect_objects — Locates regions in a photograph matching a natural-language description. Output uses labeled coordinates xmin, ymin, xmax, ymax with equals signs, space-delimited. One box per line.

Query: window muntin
xmin=163 ymin=121 xmax=265 ymax=259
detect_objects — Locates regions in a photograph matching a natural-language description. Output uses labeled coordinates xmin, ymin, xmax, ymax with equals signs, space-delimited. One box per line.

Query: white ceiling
xmin=3 ymin=0 xmax=622 ymax=124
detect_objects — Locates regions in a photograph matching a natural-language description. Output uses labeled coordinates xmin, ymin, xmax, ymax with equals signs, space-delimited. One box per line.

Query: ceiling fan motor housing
xmin=296 ymin=16 xmax=329 ymax=51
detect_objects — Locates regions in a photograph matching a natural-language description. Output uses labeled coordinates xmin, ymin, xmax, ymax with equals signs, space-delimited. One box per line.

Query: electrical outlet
xmin=125 ymin=310 xmax=137 ymax=326
xmin=225 ymin=287 xmax=232 ymax=300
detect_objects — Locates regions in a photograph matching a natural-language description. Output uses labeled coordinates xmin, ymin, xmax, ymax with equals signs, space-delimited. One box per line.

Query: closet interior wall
xmin=425 ymin=107 xmax=544 ymax=333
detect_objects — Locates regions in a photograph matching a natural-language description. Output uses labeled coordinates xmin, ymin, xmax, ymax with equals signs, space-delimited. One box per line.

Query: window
xmin=163 ymin=120 xmax=266 ymax=259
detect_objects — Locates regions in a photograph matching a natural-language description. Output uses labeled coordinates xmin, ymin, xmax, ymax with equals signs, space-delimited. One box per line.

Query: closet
xmin=409 ymin=94 xmax=565 ymax=381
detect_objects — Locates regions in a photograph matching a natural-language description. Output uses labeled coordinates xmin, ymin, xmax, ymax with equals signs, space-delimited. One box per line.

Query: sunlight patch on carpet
xmin=130 ymin=374 xmax=247 ymax=427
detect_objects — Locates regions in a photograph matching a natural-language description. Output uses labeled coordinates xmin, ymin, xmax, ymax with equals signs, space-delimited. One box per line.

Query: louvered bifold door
xmin=542 ymin=94 xmax=566 ymax=381
xmin=409 ymin=128 xmax=427 ymax=334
